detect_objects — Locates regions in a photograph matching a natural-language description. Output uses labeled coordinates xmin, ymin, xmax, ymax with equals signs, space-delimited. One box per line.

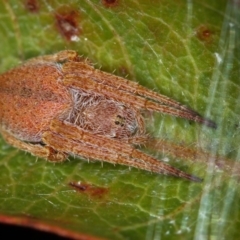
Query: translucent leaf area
xmin=0 ymin=0 xmax=240 ymax=239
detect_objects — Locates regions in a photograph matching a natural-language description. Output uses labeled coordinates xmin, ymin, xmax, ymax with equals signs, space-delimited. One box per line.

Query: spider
xmin=0 ymin=50 xmax=216 ymax=182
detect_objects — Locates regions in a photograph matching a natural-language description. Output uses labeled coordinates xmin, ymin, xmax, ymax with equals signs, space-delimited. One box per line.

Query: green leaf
xmin=0 ymin=0 xmax=240 ymax=239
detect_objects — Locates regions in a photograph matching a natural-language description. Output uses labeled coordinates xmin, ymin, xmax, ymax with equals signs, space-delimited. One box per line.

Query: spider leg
xmin=63 ymin=61 xmax=198 ymax=116
xmin=43 ymin=119 xmax=202 ymax=182
xmin=0 ymin=128 xmax=67 ymax=162
xmin=62 ymin=61 xmax=216 ymax=128
xmin=62 ymin=74 xmax=216 ymax=128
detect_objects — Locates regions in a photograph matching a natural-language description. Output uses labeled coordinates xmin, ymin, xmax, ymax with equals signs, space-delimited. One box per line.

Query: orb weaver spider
xmin=0 ymin=50 xmax=216 ymax=182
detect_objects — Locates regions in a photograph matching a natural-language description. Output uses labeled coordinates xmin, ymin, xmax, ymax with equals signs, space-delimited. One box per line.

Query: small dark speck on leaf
xmin=102 ymin=0 xmax=119 ymax=8
xmin=69 ymin=182 xmax=108 ymax=198
xmin=196 ymin=25 xmax=214 ymax=43
xmin=234 ymin=123 xmax=240 ymax=129
xmin=54 ymin=6 xmax=81 ymax=42
xmin=24 ymin=0 xmax=40 ymax=13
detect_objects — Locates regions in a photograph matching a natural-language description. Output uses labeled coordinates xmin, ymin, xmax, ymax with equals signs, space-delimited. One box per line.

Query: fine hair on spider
xmin=65 ymin=89 xmax=142 ymax=139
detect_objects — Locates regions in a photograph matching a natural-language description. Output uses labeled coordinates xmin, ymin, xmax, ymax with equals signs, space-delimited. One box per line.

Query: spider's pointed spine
xmin=131 ymin=149 xmax=202 ymax=182
xmin=176 ymin=171 xmax=203 ymax=182
xmin=196 ymin=117 xmax=217 ymax=129
xmin=181 ymin=109 xmax=217 ymax=129
xmin=151 ymin=162 xmax=203 ymax=182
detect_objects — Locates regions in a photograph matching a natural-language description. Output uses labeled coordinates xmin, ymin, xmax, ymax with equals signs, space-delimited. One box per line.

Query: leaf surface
xmin=0 ymin=0 xmax=240 ymax=239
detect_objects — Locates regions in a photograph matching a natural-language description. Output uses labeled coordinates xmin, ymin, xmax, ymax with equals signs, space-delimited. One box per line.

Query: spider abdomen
xmin=66 ymin=89 xmax=143 ymax=139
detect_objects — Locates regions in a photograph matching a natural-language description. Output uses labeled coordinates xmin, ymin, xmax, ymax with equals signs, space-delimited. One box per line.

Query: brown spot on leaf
xmin=196 ymin=25 xmax=214 ymax=43
xmin=24 ymin=0 xmax=40 ymax=13
xmin=102 ymin=0 xmax=119 ymax=8
xmin=54 ymin=6 xmax=81 ymax=42
xmin=69 ymin=182 xmax=108 ymax=198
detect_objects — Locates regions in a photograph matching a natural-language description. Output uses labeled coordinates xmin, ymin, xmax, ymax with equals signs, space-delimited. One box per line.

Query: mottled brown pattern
xmin=24 ymin=0 xmax=40 ymax=13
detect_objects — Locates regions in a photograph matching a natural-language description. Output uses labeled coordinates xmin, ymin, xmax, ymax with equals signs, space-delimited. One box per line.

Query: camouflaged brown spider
xmin=0 ymin=50 xmax=216 ymax=182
